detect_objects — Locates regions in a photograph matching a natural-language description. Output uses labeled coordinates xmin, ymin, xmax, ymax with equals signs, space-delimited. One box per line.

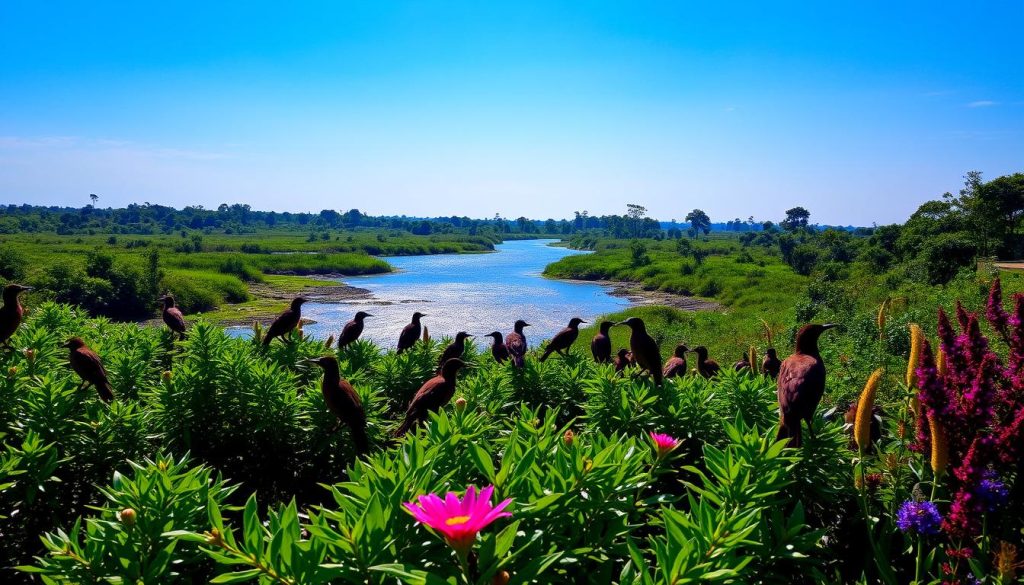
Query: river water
xmin=265 ymin=239 xmax=630 ymax=348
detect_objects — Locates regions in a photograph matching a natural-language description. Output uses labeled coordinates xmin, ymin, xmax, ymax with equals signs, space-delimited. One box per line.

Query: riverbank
xmin=193 ymin=274 xmax=372 ymax=326
xmin=561 ymin=278 xmax=720 ymax=311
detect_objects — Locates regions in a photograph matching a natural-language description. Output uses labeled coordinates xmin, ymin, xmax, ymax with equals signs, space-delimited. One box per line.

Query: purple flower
xmin=977 ymin=472 xmax=1009 ymax=511
xmin=897 ymin=500 xmax=942 ymax=536
xmin=986 ymin=277 xmax=1010 ymax=337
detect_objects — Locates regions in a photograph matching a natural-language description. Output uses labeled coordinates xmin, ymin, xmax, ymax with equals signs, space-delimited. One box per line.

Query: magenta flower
xmin=403 ymin=485 xmax=512 ymax=554
xmin=650 ymin=432 xmax=680 ymax=458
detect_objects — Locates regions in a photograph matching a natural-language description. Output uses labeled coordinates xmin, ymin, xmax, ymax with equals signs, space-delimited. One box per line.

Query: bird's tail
xmin=262 ymin=334 xmax=272 ymax=346
xmin=97 ymin=381 xmax=115 ymax=403
xmin=539 ymin=347 xmax=553 ymax=362
xmin=351 ymin=424 xmax=370 ymax=455
xmin=652 ymin=370 xmax=663 ymax=387
xmin=776 ymin=418 xmax=802 ymax=448
xmin=394 ymin=415 xmax=414 ymax=437
xmin=512 ymin=353 xmax=525 ymax=367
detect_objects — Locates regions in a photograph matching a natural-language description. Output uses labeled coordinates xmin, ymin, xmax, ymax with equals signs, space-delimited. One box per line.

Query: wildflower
xmin=945 ymin=547 xmax=973 ymax=560
xmin=855 ymin=369 xmax=883 ymax=452
xmin=454 ymin=397 xmax=467 ymax=412
xmin=896 ymin=500 xmax=942 ymax=536
xmin=205 ymin=528 xmax=224 ymax=546
xmin=877 ymin=299 xmax=888 ymax=340
xmin=119 ymin=508 xmax=137 ymax=527
xmin=23 ymin=348 xmax=35 ymax=363
xmin=935 ymin=349 xmax=947 ymax=376
xmin=855 ymin=472 xmax=883 ymax=491
xmin=403 ymin=485 xmax=512 ymax=555
xmin=995 ymin=541 xmax=1020 ymax=582
xmin=976 ymin=472 xmax=1009 ymax=511
xmin=748 ymin=346 xmax=758 ymax=375
xmin=929 ymin=414 xmax=948 ymax=477
xmin=161 ymin=370 xmax=172 ymax=383
xmin=649 ymin=432 xmax=680 ymax=459
xmin=6 ymin=366 xmax=16 ymax=378
xmin=907 ymin=324 xmax=923 ymax=388
xmin=986 ymin=277 xmax=1010 ymax=338
xmin=563 ymin=429 xmax=574 ymax=446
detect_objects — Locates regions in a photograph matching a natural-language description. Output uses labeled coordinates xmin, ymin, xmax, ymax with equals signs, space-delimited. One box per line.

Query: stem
xmin=914 ymin=479 xmax=940 ymax=584
xmin=858 ymin=450 xmax=898 ymax=585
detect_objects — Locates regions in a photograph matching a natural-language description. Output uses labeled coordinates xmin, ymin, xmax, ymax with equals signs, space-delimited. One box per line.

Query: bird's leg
xmin=805 ymin=418 xmax=816 ymax=442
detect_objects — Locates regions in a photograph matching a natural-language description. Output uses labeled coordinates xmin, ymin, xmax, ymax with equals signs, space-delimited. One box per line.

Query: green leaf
xmin=210 ymin=569 xmax=262 ymax=583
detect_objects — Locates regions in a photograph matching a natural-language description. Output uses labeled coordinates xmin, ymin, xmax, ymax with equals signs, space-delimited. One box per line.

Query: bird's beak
xmin=580 ymin=320 xmax=587 ymax=324
xmin=365 ymin=313 xmax=373 ymax=317
xmin=23 ymin=286 xmax=33 ymax=291
xmin=822 ymin=323 xmax=838 ymax=330
xmin=525 ymin=323 xmax=531 ymax=327
xmin=466 ymin=334 xmax=474 ymax=338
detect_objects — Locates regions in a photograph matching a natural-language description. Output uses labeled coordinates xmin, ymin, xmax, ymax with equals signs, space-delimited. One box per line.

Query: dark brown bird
xmin=309 ymin=356 xmax=369 ymax=454
xmin=338 ymin=311 xmax=371 ymax=350
xmin=160 ymin=295 xmax=187 ymax=340
xmin=438 ymin=331 xmax=472 ymax=371
xmin=776 ymin=323 xmax=836 ymax=447
xmin=506 ymin=319 xmax=530 ymax=367
xmin=263 ymin=297 xmax=308 ymax=346
xmin=64 ymin=337 xmax=114 ymax=403
xmin=591 ymin=320 xmax=614 ymax=363
xmin=690 ymin=346 xmax=721 ymax=379
xmin=617 ymin=317 xmax=662 ymax=386
xmin=843 ymin=401 xmax=882 ymax=452
xmin=733 ymin=353 xmax=750 ymax=372
xmin=397 ymin=312 xmax=425 ymax=354
xmin=485 ymin=331 xmax=510 ymax=363
xmin=762 ymin=348 xmax=782 ymax=380
xmin=540 ymin=317 xmax=585 ymax=361
xmin=0 ymin=284 xmax=31 ymax=347
xmin=662 ymin=344 xmax=689 ymax=379
xmin=614 ymin=348 xmax=633 ymax=374
xmin=395 ymin=358 xmax=467 ymax=435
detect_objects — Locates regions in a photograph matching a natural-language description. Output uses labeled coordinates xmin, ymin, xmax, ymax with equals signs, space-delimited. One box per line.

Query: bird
xmin=776 ymin=323 xmax=836 ymax=448
xmin=662 ymin=344 xmax=689 ymax=379
xmin=506 ymin=320 xmax=530 ymax=367
xmin=540 ymin=318 xmax=586 ymax=361
xmin=263 ymin=297 xmax=308 ymax=346
xmin=308 ymin=356 xmax=369 ymax=455
xmin=64 ymin=337 xmax=114 ymax=403
xmin=160 ymin=295 xmax=187 ymax=340
xmin=614 ymin=348 xmax=633 ymax=374
xmin=485 ymin=331 xmax=510 ymax=363
xmin=591 ymin=320 xmax=614 ymax=363
xmin=397 ymin=312 xmax=425 ymax=354
xmin=762 ymin=348 xmax=782 ymax=380
xmin=338 ymin=311 xmax=371 ymax=350
xmin=438 ymin=331 xmax=472 ymax=371
xmin=617 ymin=317 xmax=662 ymax=386
xmin=691 ymin=346 xmax=721 ymax=379
xmin=395 ymin=358 xmax=467 ymax=435
xmin=733 ymin=353 xmax=750 ymax=372
xmin=0 ymin=284 xmax=31 ymax=347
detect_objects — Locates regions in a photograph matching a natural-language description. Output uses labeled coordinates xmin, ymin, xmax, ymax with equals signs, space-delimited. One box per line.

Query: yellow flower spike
xmin=936 ymin=349 xmax=947 ymax=377
xmin=906 ymin=324 xmax=923 ymax=388
xmin=877 ymin=299 xmax=888 ymax=340
xmin=748 ymin=346 xmax=758 ymax=375
xmin=928 ymin=414 xmax=948 ymax=477
xmin=855 ymin=368 xmax=883 ymax=452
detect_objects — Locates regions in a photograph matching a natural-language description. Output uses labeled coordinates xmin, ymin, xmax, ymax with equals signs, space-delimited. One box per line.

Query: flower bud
xmin=119 ymin=508 xmax=136 ymax=527
xmin=23 ymin=348 xmax=35 ymax=362
xmin=455 ymin=397 xmax=467 ymax=412
xmin=7 ymin=366 xmax=16 ymax=378
xmin=583 ymin=459 xmax=593 ymax=473
xmin=563 ymin=429 xmax=574 ymax=446
xmin=492 ymin=570 xmax=511 ymax=585
xmin=161 ymin=370 xmax=173 ymax=383
xmin=206 ymin=528 xmax=224 ymax=546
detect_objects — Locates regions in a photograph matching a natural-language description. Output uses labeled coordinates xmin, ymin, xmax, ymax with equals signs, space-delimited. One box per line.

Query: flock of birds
xmin=0 ymin=284 xmax=835 ymax=455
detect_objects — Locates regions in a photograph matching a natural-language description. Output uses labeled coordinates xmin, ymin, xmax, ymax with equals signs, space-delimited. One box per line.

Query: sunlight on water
xmin=230 ymin=239 xmax=629 ymax=348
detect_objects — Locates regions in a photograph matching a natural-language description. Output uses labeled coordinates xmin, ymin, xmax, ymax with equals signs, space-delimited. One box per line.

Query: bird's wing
xmin=166 ymin=308 xmax=187 ymax=330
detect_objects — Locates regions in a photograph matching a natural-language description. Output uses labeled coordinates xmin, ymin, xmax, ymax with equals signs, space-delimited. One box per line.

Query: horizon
xmin=2 ymin=1 xmax=1022 ymax=225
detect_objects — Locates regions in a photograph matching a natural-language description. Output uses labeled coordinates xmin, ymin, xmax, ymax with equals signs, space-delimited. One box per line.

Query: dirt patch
xmin=561 ymin=279 xmax=721 ymax=311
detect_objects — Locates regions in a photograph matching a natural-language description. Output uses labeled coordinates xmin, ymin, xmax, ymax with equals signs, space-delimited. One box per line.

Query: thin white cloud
xmin=0 ymin=135 xmax=232 ymax=160
xmin=966 ymin=100 xmax=998 ymax=108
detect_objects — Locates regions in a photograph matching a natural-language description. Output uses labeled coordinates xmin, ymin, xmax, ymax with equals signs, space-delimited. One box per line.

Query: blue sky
xmin=1 ymin=1 xmax=1021 ymax=225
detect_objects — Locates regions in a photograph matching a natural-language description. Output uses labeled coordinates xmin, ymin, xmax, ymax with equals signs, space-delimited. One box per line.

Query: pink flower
xmin=649 ymin=432 xmax=680 ymax=458
xmin=403 ymin=485 xmax=512 ymax=554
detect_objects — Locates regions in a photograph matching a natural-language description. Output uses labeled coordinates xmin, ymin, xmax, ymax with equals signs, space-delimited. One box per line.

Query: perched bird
xmin=485 ymin=331 xmax=510 ymax=363
xmin=733 ymin=353 xmax=750 ymax=372
xmin=776 ymin=323 xmax=836 ymax=447
xmin=617 ymin=317 xmax=662 ymax=386
xmin=762 ymin=348 xmax=782 ymax=380
xmin=263 ymin=297 xmax=308 ymax=346
xmin=0 ymin=284 xmax=31 ymax=347
xmin=397 ymin=312 xmax=426 ymax=354
xmin=591 ymin=321 xmax=614 ymax=363
xmin=338 ymin=311 xmax=372 ymax=350
xmin=309 ymin=356 xmax=369 ymax=455
xmin=64 ymin=337 xmax=114 ymax=403
xmin=614 ymin=348 xmax=633 ymax=374
xmin=540 ymin=317 xmax=586 ymax=361
xmin=438 ymin=331 xmax=473 ymax=371
xmin=691 ymin=346 xmax=721 ymax=379
xmin=160 ymin=295 xmax=187 ymax=340
xmin=395 ymin=358 xmax=467 ymax=435
xmin=662 ymin=344 xmax=689 ymax=379
xmin=506 ymin=320 xmax=530 ymax=367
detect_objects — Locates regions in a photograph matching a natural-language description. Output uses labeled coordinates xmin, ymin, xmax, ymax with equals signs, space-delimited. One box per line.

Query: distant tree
xmin=89 ymin=193 xmax=98 ymax=207
xmin=781 ymin=207 xmax=810 ymax=231
xmin=629 ymin=240 xmax=651 ymax=267
xmin=685 ymin=209 xmax=711 ymax=237
xmin=626 ymin=204 xmax=648 ymax=238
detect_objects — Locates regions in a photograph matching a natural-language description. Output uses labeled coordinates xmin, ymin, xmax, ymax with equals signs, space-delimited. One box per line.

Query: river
xmin=271 ymin=239 xmax=630 ymax=348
